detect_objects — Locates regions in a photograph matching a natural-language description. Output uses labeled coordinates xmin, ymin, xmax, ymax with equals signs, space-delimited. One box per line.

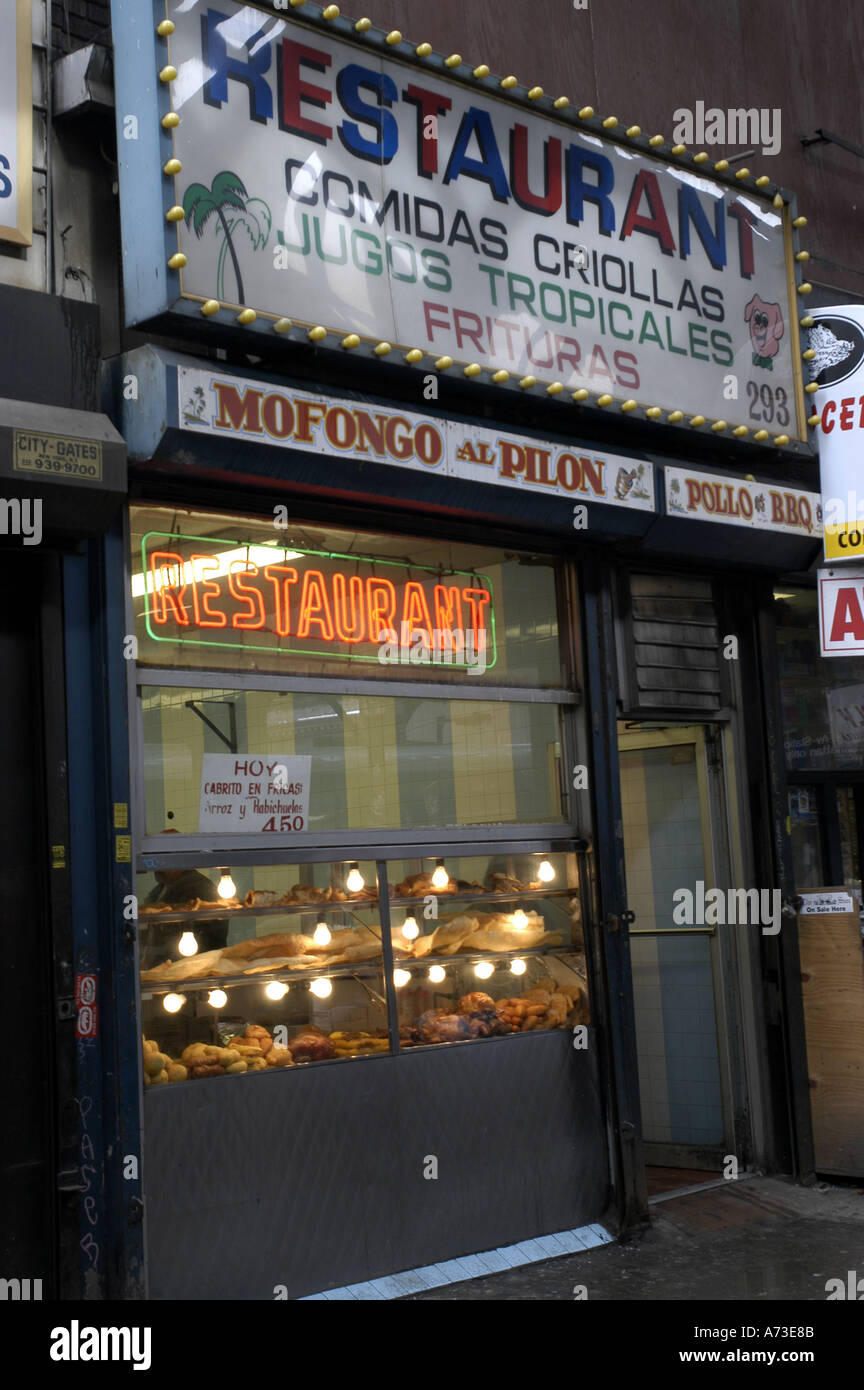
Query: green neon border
xmin=139 ymin=530 xmax=498 ymax=672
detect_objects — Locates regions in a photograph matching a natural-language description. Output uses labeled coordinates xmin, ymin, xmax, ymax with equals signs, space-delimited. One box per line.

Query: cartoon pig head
xmin=745 ymin=295 xmax=784 ymax=360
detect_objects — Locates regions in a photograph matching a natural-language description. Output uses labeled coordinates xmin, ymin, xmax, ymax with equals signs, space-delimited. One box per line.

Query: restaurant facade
xmin=12 ymin=0 xmax=864 ymax=1301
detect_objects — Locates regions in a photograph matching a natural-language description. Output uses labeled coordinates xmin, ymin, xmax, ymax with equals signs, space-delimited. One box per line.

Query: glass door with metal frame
xmin=618 ymin=723 xmax=737 ymax=1169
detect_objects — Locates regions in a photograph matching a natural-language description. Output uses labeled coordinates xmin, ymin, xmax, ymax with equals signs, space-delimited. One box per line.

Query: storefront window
xmin=775 ymin=588 xmax=864 ymax=771
xmin=787 ymin=785 xmax=824 ymax=890
xmin=129 ymin=505 xmax=589 ymax=1088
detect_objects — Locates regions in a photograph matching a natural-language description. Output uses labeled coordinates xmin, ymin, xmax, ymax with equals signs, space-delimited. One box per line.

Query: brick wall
xmin=52 ymin=0 xmax=112 ymax=55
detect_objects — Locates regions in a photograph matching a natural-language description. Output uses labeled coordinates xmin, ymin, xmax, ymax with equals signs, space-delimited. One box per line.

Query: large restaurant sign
xmin=112 ymin=1 xmax=810 ymax=447
xmin=0 ymin=0 xmax=32 ymax=245
xmin=177 ymin=364 xmax=656 ymax=511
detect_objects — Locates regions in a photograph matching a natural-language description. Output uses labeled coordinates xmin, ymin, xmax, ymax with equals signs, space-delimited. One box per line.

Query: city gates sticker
xmin=665 ymin=465 xmax=820 ymax=538
xmin=140 ymin=528 xmax=497 ymax=669
xmin=113 ymin=1 xmax=808 ymax=441
xmin=199 ymin=754 xmax=311 ymax=833
xmin=178 ymin=365 xmax=655 ymax=511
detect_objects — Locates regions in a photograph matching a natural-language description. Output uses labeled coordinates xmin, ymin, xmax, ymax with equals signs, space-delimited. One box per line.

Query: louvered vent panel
xmin=626 ymin=574 xmax=722 ymax=712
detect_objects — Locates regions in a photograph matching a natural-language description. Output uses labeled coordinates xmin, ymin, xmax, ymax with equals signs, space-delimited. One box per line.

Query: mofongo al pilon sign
xmin=112 ymin=0 xmax=813 ymax=449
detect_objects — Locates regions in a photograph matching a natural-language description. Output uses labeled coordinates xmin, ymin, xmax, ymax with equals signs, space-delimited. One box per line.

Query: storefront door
xmin=618 ymin=724 xmax=737 ymax=1170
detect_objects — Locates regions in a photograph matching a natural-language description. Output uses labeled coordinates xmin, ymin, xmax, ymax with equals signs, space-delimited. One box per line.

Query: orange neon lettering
xmin=212 ymin=383 xmax=263 ymax=434
xmin=189 ymin=554 xmax=226 ymax=627
xmin=402 ymin=581 xmax=434 ymax=644
xmin=227 ymin=563 xmax=267 ymax=630
xmin=366 ymin=577 xmax=398 ymax=640
xmin=332 ymin=573 xmax=366 ymax=642
xmin=262 ymin=565 xmax=299 ymax=636
xmin=353 ymin=411 xmax=388 ymax=456
xmin=297 ymin=569 xmax=335 ymax=640
xmin=433 ymin=585 xmax=464 ymax=650
xmin=462 ymin=588 xmax=492 ymax=638
xmin=385 ymin=416 xmax=413 ymax=461
xmin=150 ymin=550 xmax=189 ymax=625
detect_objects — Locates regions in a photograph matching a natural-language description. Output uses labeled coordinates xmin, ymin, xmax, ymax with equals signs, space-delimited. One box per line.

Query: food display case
xmin=137 ymin=849 xmax=591 ymax=1085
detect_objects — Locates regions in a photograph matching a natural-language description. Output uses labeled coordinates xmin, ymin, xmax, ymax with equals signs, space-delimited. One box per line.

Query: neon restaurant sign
xmin=137 ymin=532 xmax=496 ymax=669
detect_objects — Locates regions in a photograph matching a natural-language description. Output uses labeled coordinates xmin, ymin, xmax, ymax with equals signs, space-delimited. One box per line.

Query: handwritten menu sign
xmin=198 ymin=755 xmax=311 ymax=834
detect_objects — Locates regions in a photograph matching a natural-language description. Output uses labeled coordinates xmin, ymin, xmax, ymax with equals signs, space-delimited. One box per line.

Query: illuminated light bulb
xmin=167 ymin=252 xmax=187 ymax=270
xmin=621 ymin=399 xmax=637 ymax=412
xmin=572 ymin=388 xmax=589 ymax=402
xmin=547 ymin=382 xmax=564 ymax=395
xmin=626 ymin=125 xmax=642 ymax=138
xmin=807 ymin=415 xmax=820 ymax=427
xmin=178 ymin=931 xmax=198 ymax=957
xmin=445 ymin=54 xmax=463 ymax=68
xmin=431 ymin=860 xmax=449 ymax=890
xmin=163 ymin=157 xmax=182 ymax=176
xmin=510 ymin=958 xmax=527 ymax=976
xmin=464 ymin=363 xmax=482 ymax=377
xmin=804 ymin=381 xmax=819 ymax=393
xmin=393 ymin=969 xmax=411 ymax=988
xmin=415 ymin=41 xmax=432 ymax=56
xmin=493 ymin=369 xmax=509 ymax=383
xmin=733 ymin=426 xmax=749 ymax=438
xmin=528 ymin=86 xmax=544 ymax=100
xmin=435 ymin=355 xmax=454 ymax=370
xmin=773 ymin=193 xmax=784 ymax=209
xmin=237 ymin=308 xmax=256 ymax=325
xmin=342 ymin=333 xmax=360 ymax=349
xmin=774 ymin=435 xmax=790 ymax=446
xmin=577 ymin=106 xmax=594 ymax=119
xmin=596 ymin=394 xmax=612 ymax=407
xmin=428 ymin=965 xmax=446 ymax=984
xmin=386 ymin=29 xmax=402 ymax=44
xmin=800 ymin=316 xmax=814 ymax=328
xmin=322 ymin=4 xmax=340 ymax=18
xmin=648 ymin=134 xmax=664 ymax=146
xmin=711 ymin=420 xmax=727 ymax=432
xmin=217 ymin=869 xmax=236 ymax=900
xmin=500 ymin=76 xmax=518 ymax=90
xmin=690 ymin=415 xmax=706 ymax=428
xmin=401 ymin=916 xmax=420 ymax=941
xmin=313 ymin=922 xmax=332 ymax=947
xmin=802 ymin=348 xmax=816 ymax=360
xmin=474 ymin=961 xmax=494 ymax=980
xmin=273 ymin=318 xmax=292 ymax=333
xmin=474 ymin=64 xmax=490 ymax=78
xmin=512 ymin=909 xmax=529 ymax=930
xmin=201 ymin=299 xmax=220 ymax=316
xmin=668 ymin=410 xmax=683 ymax=423
xmin=734 ymin=167 xmax=750 ymax=179
xmin=646 ymin=407 xmax=662 ymax=419
xmin=159 ymin=65 xmax=177 ymax=83
xmin=520 ymin=375 xmax=537 ymax=389
xmin=310 ymin=977 xmax=332 ymax=999
xmin=265 ymin=981 xmax=289 ymax=1001
xmin=714 ymin=159 xmax=730 ymax=171
xmin=354 ymin=17 xmax=372 ymax=31
xmin=538 ymin=860 xmax=556 ymax=883
xmin=374 ymin=341 xmax=392 ymax=356
xmin=753 ymin=430 xmax=769 ymax=442
xmin=163 ymin=993 xmax=186 ymax=1013
xmin=207 ymin=989 xmax=227 ymax=1009
xmin=671 ymin=143 xmax=686 ymax=155
xmin=156 ymin=19 xmax=175 ymax=34
xmin=346 ymin=863 xmax=364 ymax=892
xmin=309 ymin=325 xmax=327 ymax=341
xmin=161 ymin=112 xmax=180 ymax=129
xmin=165 ymin=205 xmax=185 ymax=221
xmin=405 ymin=348 xmax=423 ymax=363
xmin=793 ymin=216 xmax=807 ymax=228
xmin=602 ymin=115 xmax=618 ymax=128
xmin=755 ymin=175 xmax=771 ymax=187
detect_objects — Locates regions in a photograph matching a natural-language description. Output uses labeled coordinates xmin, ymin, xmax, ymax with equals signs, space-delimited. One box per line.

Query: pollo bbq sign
xmin=112 ymin=1 xmax=809 ymax=444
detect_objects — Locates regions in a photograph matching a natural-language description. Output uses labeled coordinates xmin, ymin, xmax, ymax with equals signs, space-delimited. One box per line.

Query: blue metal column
xmin=63 ymin=521 xmax=143 ymax=1299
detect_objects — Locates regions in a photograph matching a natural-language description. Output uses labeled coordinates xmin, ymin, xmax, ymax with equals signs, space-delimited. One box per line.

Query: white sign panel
xmin=665 ymin=465 xmax=820 ymax=539
xmin=0 ymin=0 xmax=32 ymax=245
xmin=154 ymin=2 xmax=804 ymax=436
xmin=826 ymin=683 xmax=864 ymax=758
xmin=818 ymin=567 xmax=864 ymax=657
xmin=808 ymin=305 xmax=864 ymax=560
xmin=177 ymin=364 xmax=656 ymax=511
xmin=798 ymin=890 xmax=856 ymax=915
xmin=198 ymin=753 xmax=311 ymax=833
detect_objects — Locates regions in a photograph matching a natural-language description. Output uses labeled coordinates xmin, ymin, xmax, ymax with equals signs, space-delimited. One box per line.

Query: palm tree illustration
xmin=182 ymin=172 xmax=270 ymax=305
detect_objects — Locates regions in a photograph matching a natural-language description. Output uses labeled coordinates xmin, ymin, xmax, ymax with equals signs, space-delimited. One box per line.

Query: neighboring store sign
xmin=199 ymin=754 xmax=311 ymax=833
xmin=809 ymin=305 xmax=864 ymax=559
xmin=112 ymin=1 xmax=810 ymax=445
xmin=0 ymin=0 xmax=32 ymax=245
xmin=826 ymin=683 xmax=864 ymax=759
xmin=13 ymin=430 xmax=103 ymax=482
xmin=177 ymin=365 xmax=656 ymax=511
xmin=139 ymin=530 xmax=496 ymax=668
xmin=798 ymin=890 xmax=857 ymax=916
xmin=818 ymin=566 xmax=864 ymax=657
xmin=664 ymin=465 xmax=821 ymax=539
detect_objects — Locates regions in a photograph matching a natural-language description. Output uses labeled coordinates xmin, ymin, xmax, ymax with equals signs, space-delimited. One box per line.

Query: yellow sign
xmin=824 ymin=524 xmax=864 ymax=560
xmin=113 ymin=802 xmax=129 ymax=829
xmin=115 ymin=835 xmax=132 ymax=863
xmin=13 ymin=431 xmax=103 ymax=482
xmin=51 ymin=844 xmax=66 ymax=870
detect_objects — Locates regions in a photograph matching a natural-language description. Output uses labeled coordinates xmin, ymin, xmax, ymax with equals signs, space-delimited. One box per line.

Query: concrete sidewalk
xmin=403 ymin=1176 xmax=864 ymax=1300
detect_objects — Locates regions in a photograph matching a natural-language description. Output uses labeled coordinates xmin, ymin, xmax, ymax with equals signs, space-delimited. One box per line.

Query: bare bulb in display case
xmin=431 ymin=859 xmax=449 ymax=890
xmin=217 ymin=869 xmax=237 ymax=900
xmin=178 ymin=931 xmax=198 ymax=957
xmin=428 ymin=965 xmax=446 ymax=983
xmin=346 ymin=862 xmax=364 ymax=892
xmin=474 ymin=961 xmax=494 ymax=980
xmin=163 ymin=992 xmax=186 ymax=1013
xmin=265 ymin=981 xmax=289 ymax=1001
xmin=512 ymin=909 xmax=529 ymax=930
xmin=401 ymin=915 xmax=419 ymax=940
xmin=394 ymin=968 xmax=411 ymax=988
xmin=510 ymin=958 xmax=527 ymax=976
xmin=310 ymin=977 xmax=333 ymax=999
xmin=313 ymin=921 xmax=332 ymax=946
xmin=207 ymin=989 xmax=228 ymax=1009
xmin=538 ymin=859 xmax=556 ymax=882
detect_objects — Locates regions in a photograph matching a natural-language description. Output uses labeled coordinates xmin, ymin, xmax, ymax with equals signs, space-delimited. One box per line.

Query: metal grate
xmin=623 ymin=574 xmax=722 ymax=713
